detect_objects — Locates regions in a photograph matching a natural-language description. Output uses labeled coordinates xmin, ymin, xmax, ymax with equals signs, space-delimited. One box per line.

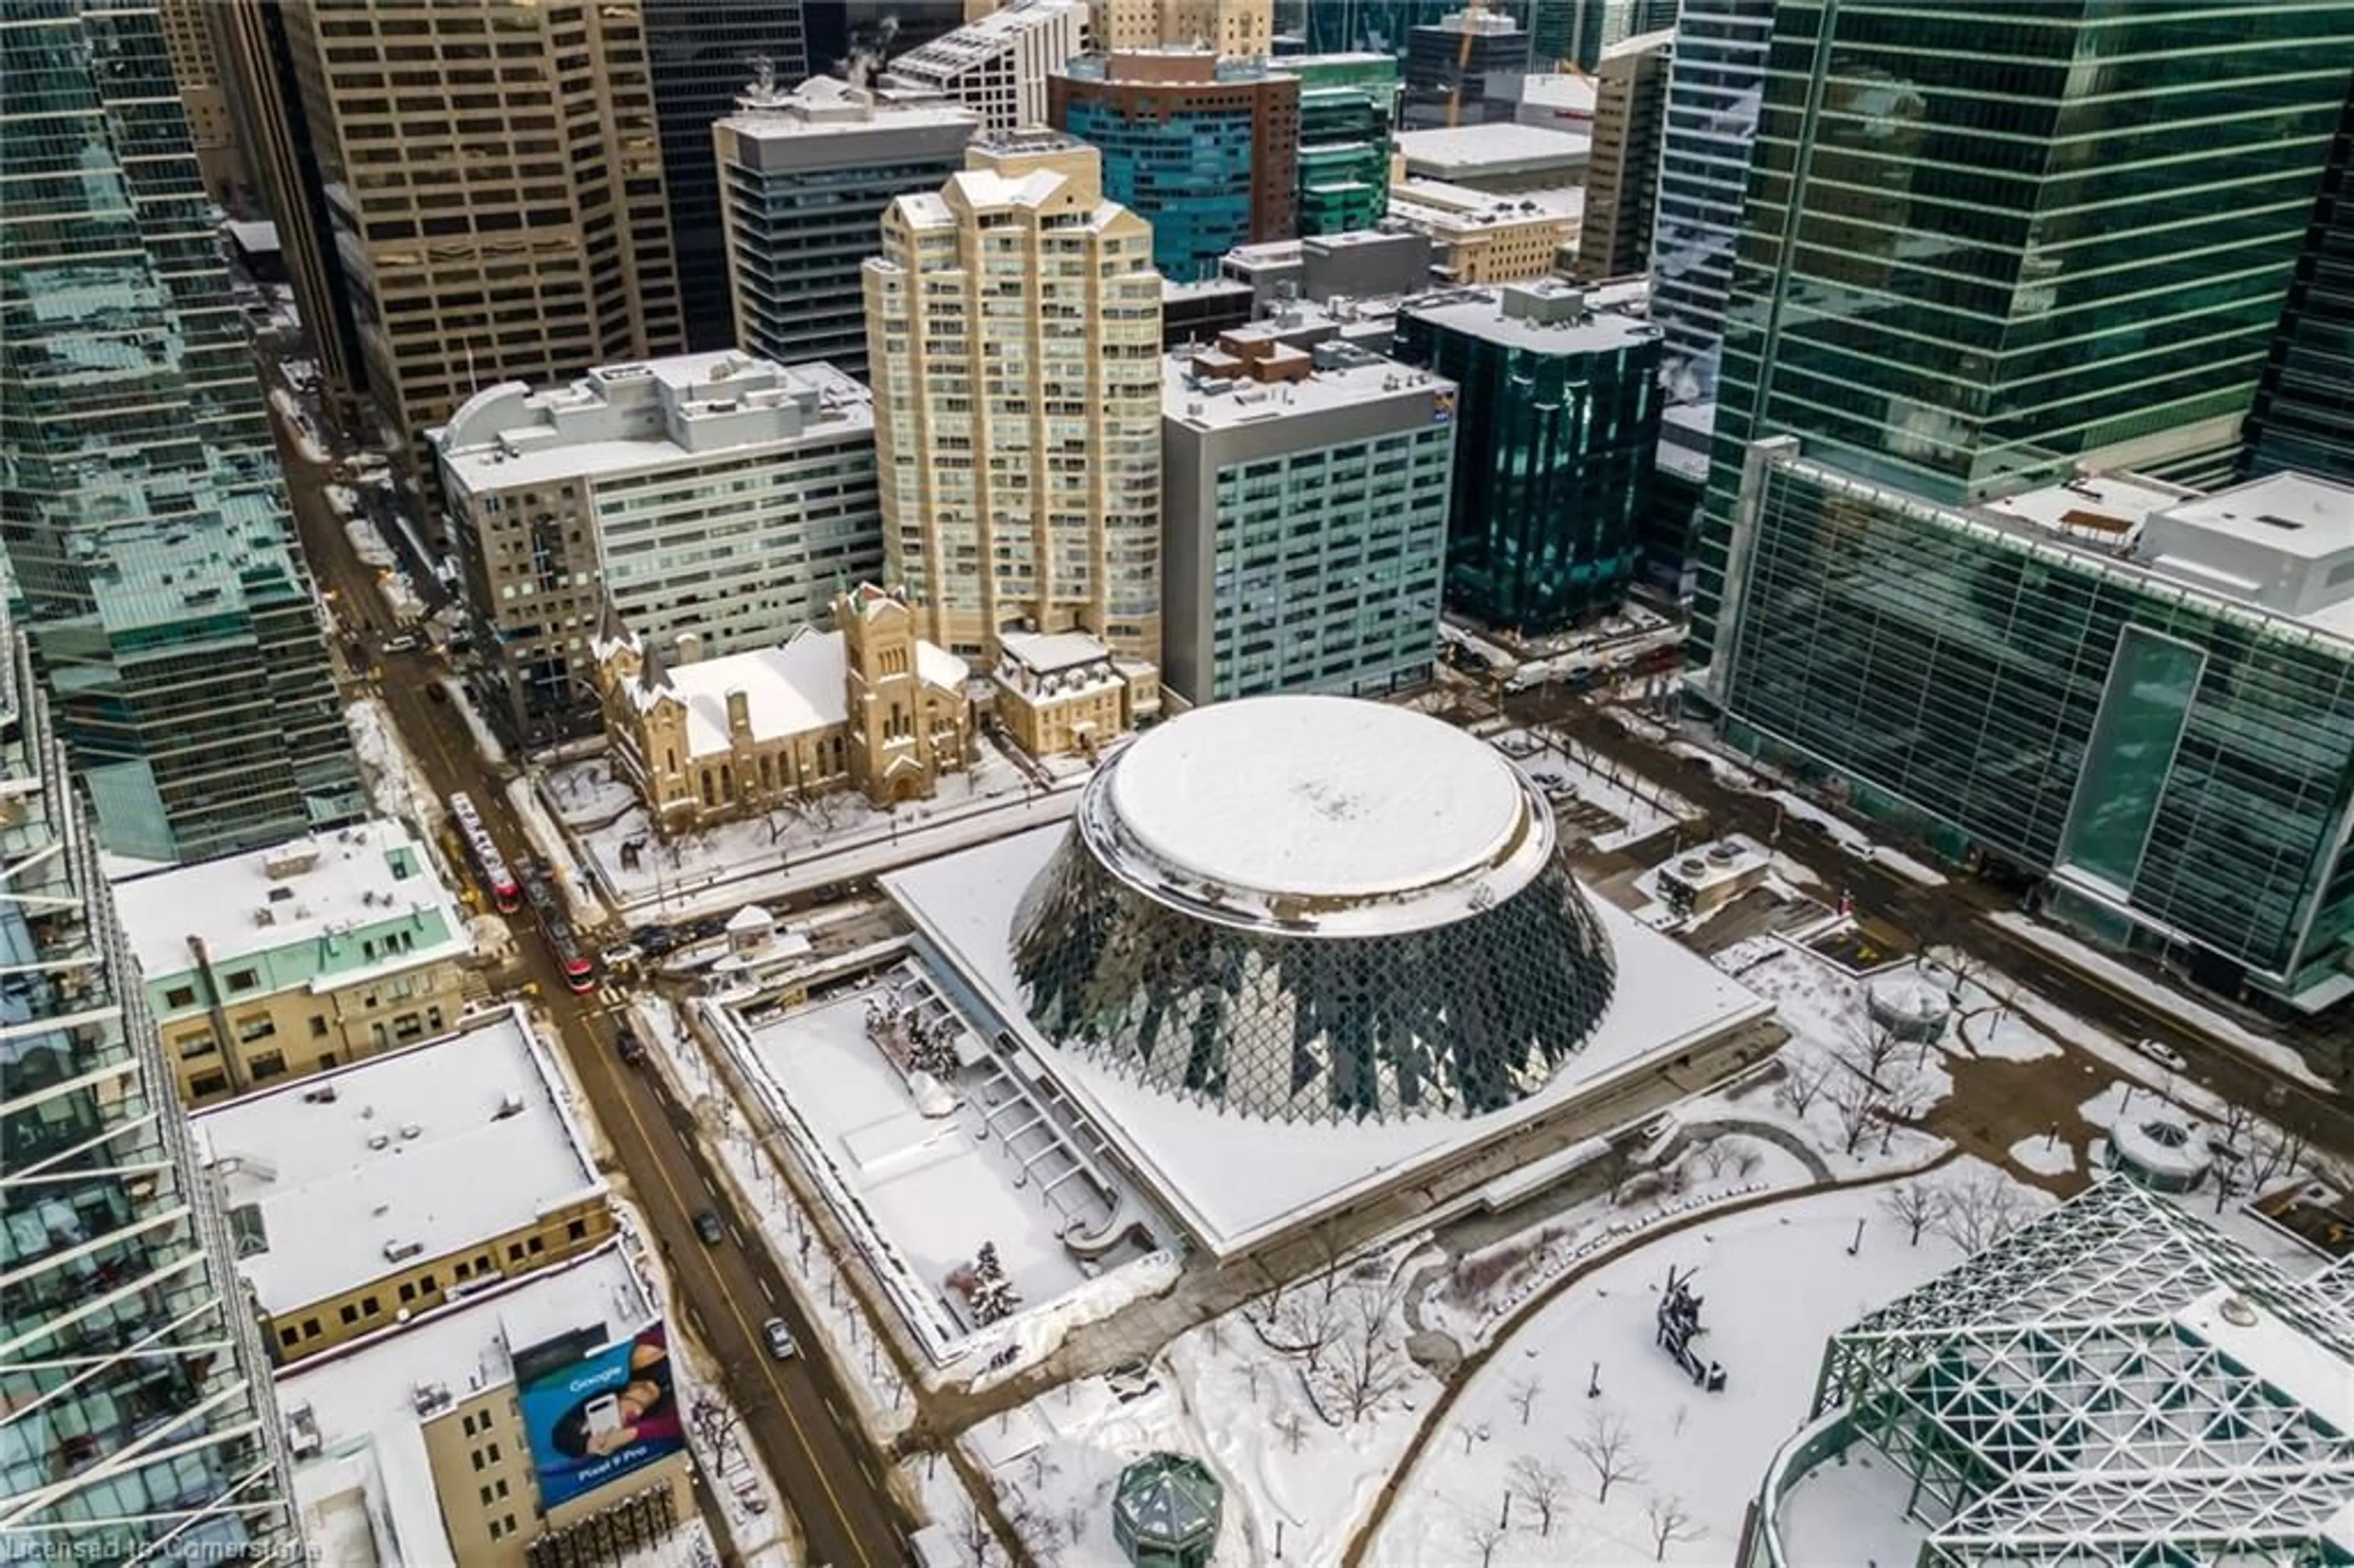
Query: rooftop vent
xmin=399 ymin=1123 xmax=423 ymax=1140
xmin=383 ymin=1238 xmax=424 ymax=1263
xmin=2255 ymin=513 xmax=2304 ymax=531
xmin=301 ymin=1084 xmax=338 ymax=1105
xmin=493 ymin=1092 xmax=526 ymax=1121
xmin=367 ymin=1132 xmax=391 ymax=1151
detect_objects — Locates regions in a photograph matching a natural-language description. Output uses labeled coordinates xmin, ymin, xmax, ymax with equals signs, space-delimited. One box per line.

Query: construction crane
xmin=1445 ymin=2 xmax=1484 ymax=128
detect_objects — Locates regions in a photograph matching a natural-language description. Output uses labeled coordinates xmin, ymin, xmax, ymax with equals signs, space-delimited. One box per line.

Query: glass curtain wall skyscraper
xmin=645 ymin=1 xmax=808 ymax=352
xmin=1649 ymin=0 xmax=1771 ymax=403
xmin=1688 ymin=0 xmax=2354 ymax=671
xmin=0 ymin=603 xmax=295 ymax=1559
xmin=2241 ymin=77 xmax=2354 ymax=487
xmin=0 ymin=0 xmax=361 ymax=863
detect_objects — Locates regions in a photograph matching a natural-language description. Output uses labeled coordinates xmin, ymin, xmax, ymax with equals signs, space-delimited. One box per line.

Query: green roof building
xmin=1112 ymin=1453 xmax=1223 ymax=1568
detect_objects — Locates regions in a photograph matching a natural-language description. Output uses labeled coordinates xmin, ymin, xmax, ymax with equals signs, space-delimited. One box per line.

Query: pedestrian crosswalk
xmin=595 ymin=984 xmax=630 ymax=1008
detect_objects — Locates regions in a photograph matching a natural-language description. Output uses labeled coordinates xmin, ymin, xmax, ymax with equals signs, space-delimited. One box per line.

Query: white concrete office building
xmin=1161 ymin=340 xmax=1457 ymax=705
xmin=437 ymin=352 xmax=883 ymax=733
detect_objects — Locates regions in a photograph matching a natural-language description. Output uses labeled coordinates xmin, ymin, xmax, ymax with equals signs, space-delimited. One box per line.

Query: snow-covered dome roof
xmin=1009 ymin=696 xmax=1618 ymax=1125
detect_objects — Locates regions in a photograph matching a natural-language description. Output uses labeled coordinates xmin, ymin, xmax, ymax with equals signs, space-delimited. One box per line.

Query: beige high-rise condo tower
xmin=864 ymin=132 xmax=1165 ymax=665
xmin=273 ymin=0 xmax=684 ymax=493
xmin=1097 ymin=0 xmax=1271 ymax=55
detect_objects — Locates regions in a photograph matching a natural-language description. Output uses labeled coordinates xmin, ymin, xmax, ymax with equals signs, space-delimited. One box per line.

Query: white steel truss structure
xmin=1808 ymin=1178 xmax=2354 ymax=1566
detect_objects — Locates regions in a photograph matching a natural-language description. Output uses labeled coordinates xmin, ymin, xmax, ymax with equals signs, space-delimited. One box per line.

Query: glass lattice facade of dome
xmin=1009 ymin=696 xmax=1618 ymax=1124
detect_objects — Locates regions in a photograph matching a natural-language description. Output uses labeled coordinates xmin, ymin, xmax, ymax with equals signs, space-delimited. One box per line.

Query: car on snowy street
xmin=2134 ymin=1038 xmax=2190 ymax=1074
xmin=762 ymin=1317 xmax=798 ymax=1360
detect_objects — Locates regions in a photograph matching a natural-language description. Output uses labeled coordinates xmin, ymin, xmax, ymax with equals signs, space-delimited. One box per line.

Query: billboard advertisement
xmin=517 ymin=1322 xmax=684 ymax=1510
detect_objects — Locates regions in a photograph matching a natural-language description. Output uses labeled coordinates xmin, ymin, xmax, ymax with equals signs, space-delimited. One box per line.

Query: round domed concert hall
xmin=1007 ymin=696 xmax=1619 ymax=1124
xmin=882 ymin=693 xmax=1773 ymax=1258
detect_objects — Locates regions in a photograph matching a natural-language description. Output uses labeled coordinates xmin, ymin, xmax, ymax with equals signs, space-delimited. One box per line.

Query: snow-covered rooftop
xmin=639 ymin=626 xmax=967 ymax=758
xmin=1395 ymin=123 xmax=1591 ymax=180
xmin=999 ymin=630 xmax=1114 ymax=675
xmin=191 ymin=1006 xmax=605 ymax=1317
xmin=883 ymin=825 xmax=1770 ymax=1255
xmin=113 ymin=817 xmax=468 ymax=984
xmin=1096 ymin=696 xmax=1544 ymax=916
xmin=280 ymin=1245 xmax=652 ymax=1567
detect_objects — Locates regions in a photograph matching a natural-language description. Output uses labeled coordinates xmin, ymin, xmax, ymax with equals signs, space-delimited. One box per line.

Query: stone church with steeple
xmin=591 ymin=585 xmax=973 ymax=835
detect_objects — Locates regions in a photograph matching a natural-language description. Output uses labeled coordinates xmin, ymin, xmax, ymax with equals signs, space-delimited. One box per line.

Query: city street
xmin=268 ymin=402 xmax=916 ymax=1567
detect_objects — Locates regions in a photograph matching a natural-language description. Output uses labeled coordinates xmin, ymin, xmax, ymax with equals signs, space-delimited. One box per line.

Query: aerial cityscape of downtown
xmin=6 ymin=0 xmax=2354 ymax=1564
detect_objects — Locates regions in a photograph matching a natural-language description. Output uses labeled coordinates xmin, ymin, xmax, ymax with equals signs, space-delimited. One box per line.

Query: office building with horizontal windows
xmin=1713 ymin=441 xmax=2354 ymax=1012
xmin=1289 ymin=53 xmax=1400 ymax=235
xmin=436 ymin=352 xmax=883 ymax=736
xmin=1395 ymin=281 xmax=1663 ymax=632
xmin=715 ymin=74 xmax=982 ymax=381
xmin=645 ymin=3 xmax=808 ymax=353
xmin=883 ymin=0 xmax=1089 ymax=131
xmin=1161 ymin=341 xmax=1457 ymax=705
xmin=0 ymin=602 xmax=296 ymax=1558
xmin=1052 ymin=51 xmax=1301 ymax=285
xmin=2242 ymin=77 xmax=2354 ymax=489
xmin=1689 ymin=0 xmax=2354 ymax=671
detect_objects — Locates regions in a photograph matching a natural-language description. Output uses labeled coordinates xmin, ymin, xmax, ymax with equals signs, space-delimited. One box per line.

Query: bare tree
xmin=1570 ymin=1406 xmax=1648 ymax=1504
xmin=1694 ymin=1137 xmax=1735 ymax=1181
xmin=1276 ymin=1410 xmax=1307 ymax=1454
xmin=1508 ymin=1455 xmax=1571 ymax=1537
xmin=2248 ymin=1124 xmax=2310 ymax=1195
xmin=1265 ymin=1284 xmax=1346 ymax=1374
xmin=1458 ymin=1507 xmax=1510 ymax=1568
xmin=1825 ymin=1072 xmax=1883 ymax=1155
xmin=1881 ymin=1180 xmax=1945 ymax=1247
xmin=1779 ymin=1049 xmax=1833 ymax=1118
xmin=1645 ymin=1493 xmax=1702 ymax=1559
xmin=1506 ymin=1375 xmax=1543 ymax=1426
xmin=953 ymin=1498 xmax=997 ymax=1567
xmin=1837 ymin=1019 xmax=1905 ymax=1089
xmin=1935 ymin=1170 xmax=2030 ymax=1254
xmin=1332 ymin=1279 xmax=1411 ymax=1421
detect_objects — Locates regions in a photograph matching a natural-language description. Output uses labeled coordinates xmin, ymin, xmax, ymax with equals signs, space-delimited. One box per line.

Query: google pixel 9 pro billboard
xmin=517 ymin=1322 xmax=685 ymax=1509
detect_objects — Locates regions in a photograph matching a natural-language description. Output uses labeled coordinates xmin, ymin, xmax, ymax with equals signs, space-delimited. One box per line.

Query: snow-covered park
xmin=1371 ymin=1171 xmax=2053 ymax=1566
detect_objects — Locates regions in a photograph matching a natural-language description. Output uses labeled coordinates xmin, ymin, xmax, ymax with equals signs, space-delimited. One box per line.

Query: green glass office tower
xmin=0 ymin=604 xmax=297 ymax=1556
xmin=1714 ymin=444 xmax=2354 ymax=1010
xmin=1689 ymin=0 xmax=2354 ymax=671
xmin=1395 ymin=283 xmax=1663 ymax=633
xmin=0 ymin=0 xmax=361 ymax=862
xmin=1290 ymin=53 xmax=1400 ymax=236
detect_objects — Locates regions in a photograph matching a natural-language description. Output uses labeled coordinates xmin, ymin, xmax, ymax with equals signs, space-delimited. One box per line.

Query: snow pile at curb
xmin=506 ymin=775 xmax=608 ymax=928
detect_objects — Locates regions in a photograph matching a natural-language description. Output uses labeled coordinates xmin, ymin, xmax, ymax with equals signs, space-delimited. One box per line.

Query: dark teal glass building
xmin=1395 ymin=282 xmax=1663 ymax=633
xmin=1714 ymin=441 xmax=2354 ymax=1011
xmin=1689 ymin=0 xmax=2354 ymax=669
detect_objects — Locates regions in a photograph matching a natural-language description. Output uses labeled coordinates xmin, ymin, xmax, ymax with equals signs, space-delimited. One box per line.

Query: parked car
xmin=694 ymin=1210 xmax=725 ymax=1246
xmin=2135 ymin=1038 xmax=2190 ymax=1074
xmin=614 ymin=1028 xmax=646 ymax=1067
xmin=762 ymin=1317 xmax=798 ymax=1360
